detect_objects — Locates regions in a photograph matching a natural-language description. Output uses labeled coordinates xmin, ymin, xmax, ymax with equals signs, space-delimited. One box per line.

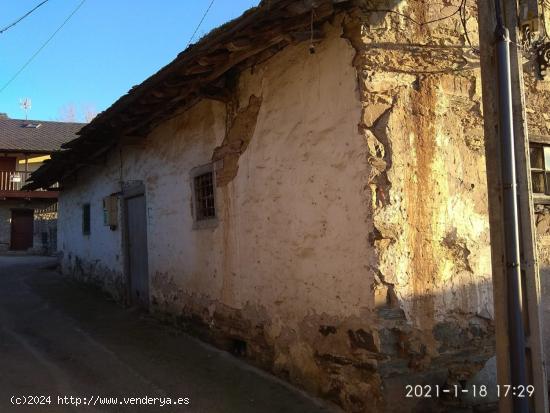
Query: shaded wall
xmin=0 ymin=200 xmax=56 ymax=253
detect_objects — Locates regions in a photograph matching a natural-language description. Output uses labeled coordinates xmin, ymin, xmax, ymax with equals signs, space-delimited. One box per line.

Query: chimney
xmin=0 ymin=113 xmax=8 ymax=119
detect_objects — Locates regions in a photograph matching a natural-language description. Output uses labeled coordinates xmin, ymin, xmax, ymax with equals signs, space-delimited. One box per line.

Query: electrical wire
xmin=0 ymin=0 xmax=87 ymax=94
xmin=365 ymin=0 xmax=477 ymax=54
xmin=0 ymin=0 xmax=50 ymax=35
xmin=459 ymin=0 xmax=473 ymax=48
xmin=186 ymin=0 xmax=215 ymax=49
xmin=511 ymin=0 xmax=549 ymax=63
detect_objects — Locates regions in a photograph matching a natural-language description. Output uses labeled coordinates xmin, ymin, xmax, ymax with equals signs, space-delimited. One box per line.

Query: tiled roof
xmin=0 ymin=117 xmax=83 ymax=152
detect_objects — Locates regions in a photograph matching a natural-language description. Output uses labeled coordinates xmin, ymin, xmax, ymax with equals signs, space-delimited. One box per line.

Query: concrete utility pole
xmin=477 ymin=0 xmax=548 ymax=412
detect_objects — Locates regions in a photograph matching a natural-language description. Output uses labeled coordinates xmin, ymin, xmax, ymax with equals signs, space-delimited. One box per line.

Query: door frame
xmin=121 ymin=181 xmax=150 ymax=309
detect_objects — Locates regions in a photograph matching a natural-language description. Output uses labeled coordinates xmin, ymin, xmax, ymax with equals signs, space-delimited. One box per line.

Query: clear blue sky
xmin=0 ymin=0 xmax=259 ymax=122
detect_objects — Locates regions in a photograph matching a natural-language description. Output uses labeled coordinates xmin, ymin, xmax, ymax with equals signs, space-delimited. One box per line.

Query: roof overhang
xmin=26 ymin=0 xmax=356 ymax=190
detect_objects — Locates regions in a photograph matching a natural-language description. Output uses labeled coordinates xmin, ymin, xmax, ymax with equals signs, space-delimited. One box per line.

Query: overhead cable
xmin=0 ymin=0 xmax=87 ymax=94
xmin=0 ymin=0 xmax=50 ymax=35
xmin=186 ymin=0 xmax=215 ymax=48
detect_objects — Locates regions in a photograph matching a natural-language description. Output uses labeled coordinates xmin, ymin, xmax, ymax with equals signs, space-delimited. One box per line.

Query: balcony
xmin=0 ymin=170 xmax=59 ymax=199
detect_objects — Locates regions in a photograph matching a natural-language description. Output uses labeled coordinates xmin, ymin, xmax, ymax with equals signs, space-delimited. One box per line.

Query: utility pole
xmin=477 ymin=0 xmax=548 ymax=412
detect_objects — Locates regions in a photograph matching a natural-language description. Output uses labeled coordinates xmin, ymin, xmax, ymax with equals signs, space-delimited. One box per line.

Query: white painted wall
xmin=58 ymin=22 xmax=370 ymax=323
xmin=58 ymin=164 xmax=124 ymax=279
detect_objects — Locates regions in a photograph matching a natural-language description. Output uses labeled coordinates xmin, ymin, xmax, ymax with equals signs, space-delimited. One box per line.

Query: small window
xmin=194 ymin=172 xmax=216 ymax=220
xmin=191 ymin=164 xmax=217 ymax=229
xmin=82 ymin=203 xmax=91 ymax=235
xmin=530 ymin=144 xmax=550 ymax=196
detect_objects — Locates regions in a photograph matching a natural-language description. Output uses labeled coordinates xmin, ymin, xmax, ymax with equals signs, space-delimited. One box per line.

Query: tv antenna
xmin=19 ymin=98 xmax=31 ymax=120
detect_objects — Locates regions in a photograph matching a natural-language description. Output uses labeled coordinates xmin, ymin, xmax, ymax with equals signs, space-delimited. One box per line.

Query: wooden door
xmin=125 ymin=195 xmax=149 ymax=308
xmin=11 ymin=209 xmax=33 ymax=250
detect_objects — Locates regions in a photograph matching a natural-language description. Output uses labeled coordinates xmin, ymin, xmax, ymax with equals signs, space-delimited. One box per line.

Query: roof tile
xmin=0 ymin=117 xmax=83 ymax=152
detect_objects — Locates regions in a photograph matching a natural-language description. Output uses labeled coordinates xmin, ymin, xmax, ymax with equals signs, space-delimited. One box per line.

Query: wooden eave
xmin=0 ymin=190 xmax=59 ymax=200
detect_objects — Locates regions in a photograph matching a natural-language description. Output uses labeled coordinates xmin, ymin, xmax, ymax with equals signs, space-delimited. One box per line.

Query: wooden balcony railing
xmin=0 ymin=170 xmax=58 ymax=192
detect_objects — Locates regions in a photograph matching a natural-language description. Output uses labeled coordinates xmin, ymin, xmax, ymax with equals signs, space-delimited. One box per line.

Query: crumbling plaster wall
xmin=342 ymin=2 xmax=494 ymax=411
xmin=351 ymin=1 xmax=490 ymax=306
xmin=534 ymin=210 xmax=550 ymax=364
xmin=147 ymin=21 xmax=377 ymax=399
xmin=525 ymin=73 xmax=550 ymax=368
xmin=58 ymin=4 xmax=500 ymax=412
xmin=516 ymin=0 xmax=550 ymax=364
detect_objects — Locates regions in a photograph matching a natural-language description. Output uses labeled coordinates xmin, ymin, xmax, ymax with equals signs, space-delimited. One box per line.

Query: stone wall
xmin=524 ymin=52 xmax=550 ymax=371
xmin=33 ymin=208 xmax=57 ymax=255
xmin=341 ymin=2 xmax=496 ymax=411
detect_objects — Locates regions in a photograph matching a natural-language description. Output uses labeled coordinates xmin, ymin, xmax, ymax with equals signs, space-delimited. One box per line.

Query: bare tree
xmin=58 ymin=103 xmax=77 ymax=122
xmin=57 ymin=103 xmax=98 ymax=123
xmin=81 ymin=103 xmax=97 ymax=123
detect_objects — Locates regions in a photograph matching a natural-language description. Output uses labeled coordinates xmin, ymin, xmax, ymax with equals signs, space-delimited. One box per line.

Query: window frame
xmin=530 ymin=141 xmax=550 ymax=204
xmin=190 ymin=163 xmax=218 ymax=230
xmin=82 ymin=203 xmax=91 ymax=235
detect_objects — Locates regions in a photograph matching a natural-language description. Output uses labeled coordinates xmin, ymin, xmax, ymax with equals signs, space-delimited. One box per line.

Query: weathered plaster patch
xmin=62 ymin=254 xmax=126 ymax=302
xmin=212 ymin=95 xmax=262 ymax=186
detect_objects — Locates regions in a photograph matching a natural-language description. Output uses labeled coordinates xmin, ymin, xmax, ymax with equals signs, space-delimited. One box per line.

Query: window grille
xmin=194 ymin=172 xmax=216 ymax=220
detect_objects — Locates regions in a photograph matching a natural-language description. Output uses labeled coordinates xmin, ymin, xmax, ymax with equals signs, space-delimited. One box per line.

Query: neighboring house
xmin=0 ymin=114 xmax=82 ymax=253
xmin=25 ymin=1 xmax=550 ymax=412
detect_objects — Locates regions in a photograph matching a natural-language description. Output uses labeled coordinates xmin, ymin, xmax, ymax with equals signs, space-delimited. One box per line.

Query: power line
xmin=0 ymin=0 xmax=50 ymax=35
xmin=0 ymin=0 xmax=87 ymax=95
xmin=186 ymin=0 xmax=215 ymax=48
xmin=365 ymin=1 xmax=478 ymax=53
xmin=459 ymin=0 xmax=473 ymax=48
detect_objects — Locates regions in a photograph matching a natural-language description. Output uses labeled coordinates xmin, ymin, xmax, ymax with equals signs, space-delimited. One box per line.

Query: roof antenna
xmin=19 ymin=97 xmax=31 ymax=120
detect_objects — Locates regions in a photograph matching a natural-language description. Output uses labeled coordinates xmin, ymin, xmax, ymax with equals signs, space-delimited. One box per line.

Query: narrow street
xmin=0 ymin=256 xmax=334 ymax=413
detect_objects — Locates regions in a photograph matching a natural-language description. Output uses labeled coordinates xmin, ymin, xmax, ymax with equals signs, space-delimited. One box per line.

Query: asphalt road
xmin=0 ymin=256 xmax=335 ymax=413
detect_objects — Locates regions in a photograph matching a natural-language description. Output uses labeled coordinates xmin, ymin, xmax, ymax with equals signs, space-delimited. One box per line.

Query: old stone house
xmin=26 ymin=0 xmax=550 ymax=411
xmin=0 ymin=115 xmax=81 ymax=253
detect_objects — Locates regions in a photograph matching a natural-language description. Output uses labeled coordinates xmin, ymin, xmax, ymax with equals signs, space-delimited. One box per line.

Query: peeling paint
xmin=212 ymin=95 xmax=263 ymax=187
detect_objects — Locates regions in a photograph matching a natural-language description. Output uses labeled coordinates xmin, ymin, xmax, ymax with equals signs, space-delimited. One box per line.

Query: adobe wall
xmin=57 ymin=5 xmax=500 ymax=412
